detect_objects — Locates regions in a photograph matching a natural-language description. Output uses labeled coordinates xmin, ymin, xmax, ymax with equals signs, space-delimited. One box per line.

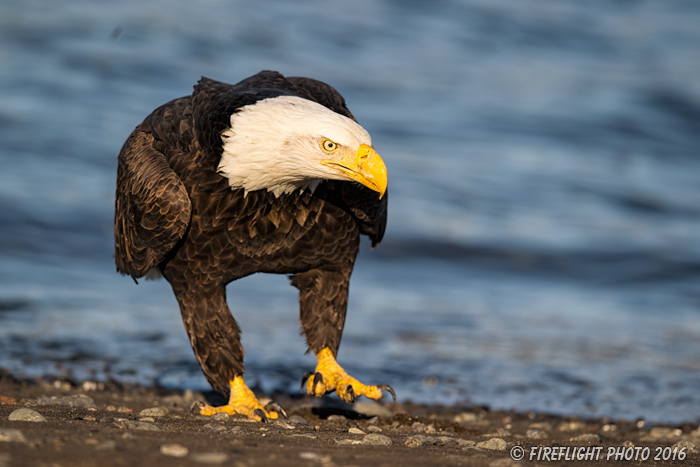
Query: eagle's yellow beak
xmin=321 ymin=144 xmax=388 ymax=199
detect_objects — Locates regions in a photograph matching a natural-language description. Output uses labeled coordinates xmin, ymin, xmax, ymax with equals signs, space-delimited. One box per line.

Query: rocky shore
xmin=0 ymin=369 xmax=698 ymax=466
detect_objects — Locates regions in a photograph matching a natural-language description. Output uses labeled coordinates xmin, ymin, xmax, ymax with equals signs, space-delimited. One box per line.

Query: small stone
xmin=405 ymin=434 xmax=431 ymax=448
xmin=8 ymin=408 xmax=47 ymax=422
xmin=673 ymin=440 xmax=695 ymax=451
xmin=0 ymin=395 xmax=18 ymax=405
xmin=529 ymin=422 xmax=552 ymax=431
xmin=161 ymin=443 xmax=189 ymax=457
xmin=335 ymin=438 xmax=361 ymax=445
xmin=477 ymin=438 xmax=507 ymax=451
xmin=362 ymin=433 xmax=392 ymax=446
xmin=327 ymin=414 xmax=347 ymax=422
xmin=438 ymin=436 xmax=460 ymax=445
xmin=458 ymin=439 xmax=476 ymax=447
xmin=412 ymin=422 xmax=427 ymax=433
xmin=191 ymin=452 xmax=228 ymax=464
xmin=230 ymin=426 xmax=242 ymax=434
xmin=139 ymin=407 xmax=168 ymax=417
xmin=558 ymin=421 xmax=586 ymax=432
xmin=291 ymin=433 xmax=317 ymax=439
xmin=0 ymin=429 xmax=26 ymax=443
xmin=81 ymin=381 xmax=100 ymax=391
xmin=274 ymin=421 xmax=296 ymax=430
xmin=36 ymin=394 xmax=96 ymax=409
xmin=211 ymin=412 xmax=229 ymax=421
xmin=570 ymin=433 xmax=600 ymax=444
xmin=288 ymin=415 xmax=308 ymax=425
xmin=486 ymin=428 xmax=511 ymax=437
xmin=526 ymin=428 xmax=547 ymax=439
xmin=622 ymin=440 xmax=635 ymax=448
xmin=352 ymin=401 xmax=392 ymax=417
xmin=349 ymin=427 xmax=366 ymax=435
xmin=204 ymin=422 xmax=227 ymax=433
xmin=454 ymin=412 xmax=478 ymax=423
xmin=126 ymin=420 xmax=161 ymax=431
xmin=138 ymin=417 xmax=155 ymax=422
xmin=367 ymin=426 xmax=383 ymax=433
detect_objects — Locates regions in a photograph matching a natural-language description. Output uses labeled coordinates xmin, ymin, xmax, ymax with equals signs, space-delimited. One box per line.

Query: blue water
xmin=3 ymin=0 xmax=700 ymax=423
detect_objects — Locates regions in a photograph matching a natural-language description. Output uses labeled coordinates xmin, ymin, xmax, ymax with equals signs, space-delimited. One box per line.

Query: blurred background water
xmin=2 ymin=0 xmax=700 ymax=423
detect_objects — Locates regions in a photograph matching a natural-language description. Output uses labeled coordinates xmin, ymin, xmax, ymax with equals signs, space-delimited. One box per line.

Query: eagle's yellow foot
xmin=302 ymin=348 xmax=396 ymax=403
xmin=192 ymin=376 xmax=284 ymax=423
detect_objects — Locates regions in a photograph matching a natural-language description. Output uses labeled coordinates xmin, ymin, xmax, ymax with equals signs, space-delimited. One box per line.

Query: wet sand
xmin=0 ymin=369 xmax=697 ymax=466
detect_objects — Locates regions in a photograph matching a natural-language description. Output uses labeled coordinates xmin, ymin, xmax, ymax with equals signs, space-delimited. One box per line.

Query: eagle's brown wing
xmin=114 ymin=130 xmax=192 ymax=279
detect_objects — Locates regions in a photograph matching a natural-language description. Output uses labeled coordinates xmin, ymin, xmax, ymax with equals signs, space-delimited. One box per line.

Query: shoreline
xmin=1 ymin=370 xmax=698 ymax=466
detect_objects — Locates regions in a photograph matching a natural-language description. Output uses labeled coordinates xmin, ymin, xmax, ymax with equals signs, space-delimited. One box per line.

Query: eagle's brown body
xmin=114 ymin=71 xmax=387 ymax=396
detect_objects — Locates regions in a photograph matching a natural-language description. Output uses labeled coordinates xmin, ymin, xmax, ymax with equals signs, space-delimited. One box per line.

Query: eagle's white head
xmin=218 ymin=96 xmax=388 ymax=198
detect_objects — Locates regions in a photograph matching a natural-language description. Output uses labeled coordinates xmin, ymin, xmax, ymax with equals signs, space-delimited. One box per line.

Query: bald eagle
xmin=114 ymin=71 xmax=391 ymax=421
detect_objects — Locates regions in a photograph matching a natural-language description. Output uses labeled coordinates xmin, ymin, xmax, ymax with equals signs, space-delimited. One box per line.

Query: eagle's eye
xmin=321 ymin=139 xmax=339 ymax=153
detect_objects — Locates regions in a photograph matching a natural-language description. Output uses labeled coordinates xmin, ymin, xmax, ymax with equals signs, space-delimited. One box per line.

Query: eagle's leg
xmin=171 ymin=281 xmax=280 ymax=422
xmin=291 ymin=269 xmax=395 ymax=403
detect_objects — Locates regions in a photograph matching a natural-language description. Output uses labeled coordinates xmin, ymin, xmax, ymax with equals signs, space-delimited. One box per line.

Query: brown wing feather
xmin=114 ymin=131 xmax=192 ymax=278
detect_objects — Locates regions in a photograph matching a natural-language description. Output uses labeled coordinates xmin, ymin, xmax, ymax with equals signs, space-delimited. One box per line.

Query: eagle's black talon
xmin=312 ymin=372 xmax=324 ymax=394
xmin=254 ymin=408 xmax=268 ymax=423
xmin=190 ymin=400 xmax=206 ymax=415
xmin=345 ymin=384 xmax=356 ymax=403
xmin=265 ymin=401 xmax=287 ymax=419
xmin=300 ymin=371 xmax=314 ymax=393
xmin=377 ymin=384 xmax=396 ymax=401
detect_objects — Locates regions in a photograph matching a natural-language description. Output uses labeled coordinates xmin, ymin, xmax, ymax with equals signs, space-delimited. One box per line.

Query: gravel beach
xmin=0 ymin=369 xmax=697 ymax=466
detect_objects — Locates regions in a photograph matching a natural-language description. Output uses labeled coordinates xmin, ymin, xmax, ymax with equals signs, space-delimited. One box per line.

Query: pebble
xmin=0 ymin=429 xmax=26 ymax=443
xmin=557 ymin=420 xmax=586 ymax=432
xmin=327 ymin=414 xmax=347 ymax=422
xmin=405 ymin=434 xmax=431 ymax=448
xmin=477 ymin=438 xmax=507 ymax=451
xmin=362 ymin=433 xmax=392 ymax=446
xmin=367 ymin=426 xmax=383 ymax=433
xmin=458 ymin=439 xmax=476 ymax=447
xmin=210 ymin=413 xmax=229 ymax=421
xmin=672 ymin=440 xmax=696 ymax=451
xmin=454 ymin=412 xmax=478 ymax=423
xmin=0 ymin=395 xmax=18 ymax=405
xmin=125 ymin=420 xmax=161 ymax=432
xmin=526 ymin=428 xmax=548 ymax=440
xmin=288 ymin=415 xmax=308 ymax=425
xmin=335 ymin=438 xmax=361 ymax=445
xmin=204 ymin=422 xmax=228 ymax=433
xmin=190 ymin=452 xmax=228 ymax=464
xmin=644 ymin=427 xmax=681 ymax=440
xmin=352 ymin=401 xmax=392 ymax=418
xmin=570 ymin=433 xmax=600 ymax=444
xmin=485 ymin=428 xmax=511 ymax=437
xmin=348 ymin=427 xmax=366 ymax=435
xmin=139 ymin=407 xmax=168 ymax=417
xmin=35 ymin=394 xmax=96 ymax=409
xmin=8 ymin=408 xmax=47 ymax=422
xmin=274 ymin=421 xmax=296 ymax=430
xmin=291 ymin=433 xmax=317 ymax=439
xmin=160 ymin=443 xmax=189 ymax=457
